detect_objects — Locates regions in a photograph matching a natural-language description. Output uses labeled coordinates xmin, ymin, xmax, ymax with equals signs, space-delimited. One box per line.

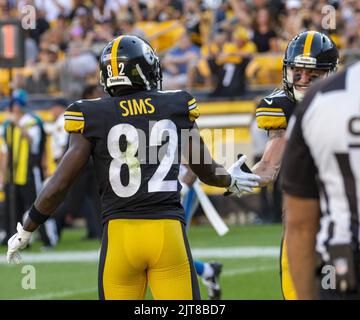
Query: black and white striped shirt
xmin=282 ymin=61 xmax=360 ymax=262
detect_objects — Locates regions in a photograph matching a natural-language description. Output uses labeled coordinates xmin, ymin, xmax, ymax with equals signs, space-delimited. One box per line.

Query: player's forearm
xmin=251 ymin=129 xmax=286 ymax=186
xmin=186 ymin=131 xmax=231 ymax=188
xmin=23 ymin=134 xmax=92 ymax=232
xmin=251 ymin=160 xmax=281 ymax=187
xmin=22 ymin=171 xmax=74 ymax=232
xmin=284 ymin=195 xmax=320 ymax=300
xmin=184 ymin=124 xmax=231 ymax=188
xmin=190 ymin=161 xmax=231 ymax=188
xmin=35 ymin=174 xmax=70 ymax=214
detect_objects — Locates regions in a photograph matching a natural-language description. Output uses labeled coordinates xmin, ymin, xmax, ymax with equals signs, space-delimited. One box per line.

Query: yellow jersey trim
xmin=187 ymin=98 xmax=196 ymax=106
xmin=257 ymin=115 xmax=287 ymax=129
xmin=256 ymin=107 xmax=284 ymax=113
xmin=189 ymin=107 xmax=200 ymax=122
xmin=64 ymin=111 xmax=83 ymax=117
xmin=64 ymin=119 xmax=85 ymax=133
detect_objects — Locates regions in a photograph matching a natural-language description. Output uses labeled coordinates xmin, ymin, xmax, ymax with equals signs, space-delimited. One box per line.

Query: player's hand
xmin=227 ymin=155 xmax=261 ymax=197
xmin=7 ymin=223 xmax=32 ymax=264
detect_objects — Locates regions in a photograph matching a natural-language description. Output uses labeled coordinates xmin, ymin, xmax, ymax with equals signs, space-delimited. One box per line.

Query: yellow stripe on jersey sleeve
xmin=189 ymin=107 xmax=200 ymax=122
xmin=188 ymin=98 xmax=199 ymax=122
xmin=256 ymin=107 xmax=284 ymax=113
xmin=187 ymin=98 xmax=196 ymax=106
xmin=256 ymin=115 xmax=287 ymax=130
xmin=64 ymin=119 xmax=84 ymax=133
xmin=64 ymin=111 xmax=84 ymax=117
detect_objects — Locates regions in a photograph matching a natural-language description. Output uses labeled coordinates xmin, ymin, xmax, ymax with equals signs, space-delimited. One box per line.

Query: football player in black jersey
xmin=6 ymin=35 xmax=260 ymax=300
xmin=252 ymin=31 xmax=339 ymax=299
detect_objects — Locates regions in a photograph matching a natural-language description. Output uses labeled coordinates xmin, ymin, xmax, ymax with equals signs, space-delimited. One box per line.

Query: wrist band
xmin=28 ymin=205 xmax=49 ymax=225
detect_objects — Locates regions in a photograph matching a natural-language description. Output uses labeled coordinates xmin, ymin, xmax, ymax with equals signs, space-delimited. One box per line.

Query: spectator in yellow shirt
xmin=207 ymin=27 xmax=256 ymax=97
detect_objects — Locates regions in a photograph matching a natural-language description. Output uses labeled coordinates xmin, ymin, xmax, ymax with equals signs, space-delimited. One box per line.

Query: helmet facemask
xmin=154 ymin=56 xmax=163 ymax=90
xmin=283 ymin=59 xmax=334 ymax=102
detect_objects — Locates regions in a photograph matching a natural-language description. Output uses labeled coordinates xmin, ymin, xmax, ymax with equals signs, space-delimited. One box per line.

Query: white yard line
xmin=192 ymin=247 xmax=279 ymax=258
xmin=17 ymin=266 xmax=277 ymax=300
xmin=1 ymin=251 xmax=101 ymax=264
xmin=18 ymin=287 xmax=98 ymax=300
xmin=222 ymin=265 xmax=277 ymax=277
xmin=0 ymin=247 xmax=279 ymax=264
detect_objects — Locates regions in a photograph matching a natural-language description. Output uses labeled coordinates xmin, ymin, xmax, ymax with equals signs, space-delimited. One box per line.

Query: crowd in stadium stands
xmin=0 ymin=0 xmax=360 ymax=100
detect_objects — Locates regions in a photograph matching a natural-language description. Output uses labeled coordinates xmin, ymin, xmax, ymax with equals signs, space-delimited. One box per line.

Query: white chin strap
xmin=286 ymin=67 xmax=308 ymax=102
xmin=293 ymin=88 xmax=305 ymax=102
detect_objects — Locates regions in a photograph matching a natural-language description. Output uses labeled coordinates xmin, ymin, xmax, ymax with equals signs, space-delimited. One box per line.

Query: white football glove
xmin=7 ymin=222 xmax=32 ymax=264
xmin=227 ymin=155 xmax=261 ymax=197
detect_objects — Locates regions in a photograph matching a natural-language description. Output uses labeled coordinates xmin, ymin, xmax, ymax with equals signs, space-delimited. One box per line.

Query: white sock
xmin=202 ymin=263 xmax=214 ymax=278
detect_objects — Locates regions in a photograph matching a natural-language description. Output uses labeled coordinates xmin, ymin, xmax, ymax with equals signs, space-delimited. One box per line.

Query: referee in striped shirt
xmin=282 ymin=61 xmax=360 ymax=299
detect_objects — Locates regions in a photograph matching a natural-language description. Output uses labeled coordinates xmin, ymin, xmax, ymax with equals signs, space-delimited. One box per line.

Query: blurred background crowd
xmin=0 ymin=0 xmax=359 ymax=99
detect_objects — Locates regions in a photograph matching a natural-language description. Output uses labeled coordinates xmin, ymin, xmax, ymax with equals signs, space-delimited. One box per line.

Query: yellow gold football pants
xmin=280 ymin=237 xmax=297 ymax=300
xmin=98 ymin=219 xmax=200 ymax=300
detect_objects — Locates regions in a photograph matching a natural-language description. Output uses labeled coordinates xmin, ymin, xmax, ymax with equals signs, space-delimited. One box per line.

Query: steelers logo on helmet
xmin=142 ymin=43 xmax=155 ymax=66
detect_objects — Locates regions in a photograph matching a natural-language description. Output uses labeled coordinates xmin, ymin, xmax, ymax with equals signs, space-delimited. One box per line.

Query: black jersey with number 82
xmin=64 ymin=90 xmax=199 ymax=224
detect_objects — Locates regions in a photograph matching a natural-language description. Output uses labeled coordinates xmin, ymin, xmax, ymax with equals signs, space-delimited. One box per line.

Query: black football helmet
xmin=99 ymin=35 xmax=162 ymax=96
xmin=282 ymin=31 xmax=339 ymax=102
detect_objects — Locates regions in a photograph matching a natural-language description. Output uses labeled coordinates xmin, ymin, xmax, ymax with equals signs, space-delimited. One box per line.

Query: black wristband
xmin=28 ymin=205 xmax=49 ymax=225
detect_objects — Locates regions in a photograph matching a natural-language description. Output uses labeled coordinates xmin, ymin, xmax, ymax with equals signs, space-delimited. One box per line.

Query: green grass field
xmin=0 ymin=224 xmax=283 ymax=300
